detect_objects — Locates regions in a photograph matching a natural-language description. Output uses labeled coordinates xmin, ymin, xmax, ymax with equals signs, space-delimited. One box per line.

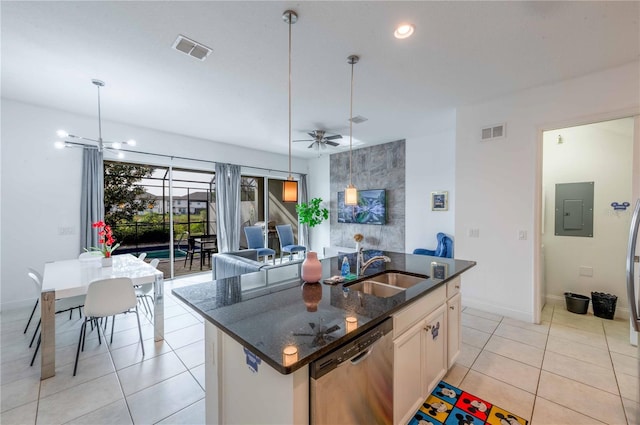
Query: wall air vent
xmin=349 ymin=115 xmax=368 ymax=124
xmin=481 ymin=123 xmax=506 ymax=141
xmin=172 ymin=35 xmax=212 ymax=61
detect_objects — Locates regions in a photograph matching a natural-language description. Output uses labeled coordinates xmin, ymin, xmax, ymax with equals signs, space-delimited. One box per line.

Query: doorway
xmin=539 ymin=117 xmax=636 ymax=320
xmin=239 ymin=174 xmax=300 ymax=255
xmin=105 ymin=161 xmax=216 ymax=279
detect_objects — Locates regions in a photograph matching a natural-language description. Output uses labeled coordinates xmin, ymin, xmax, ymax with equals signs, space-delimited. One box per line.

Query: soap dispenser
xmin=341 ymin=256 xmax=350 ymax=277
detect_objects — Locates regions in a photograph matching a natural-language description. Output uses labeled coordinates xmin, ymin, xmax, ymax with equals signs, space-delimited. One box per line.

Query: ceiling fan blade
xmin=307 ymin=132 xmax=317 ymax=138
xmin=325 ymin=134 xmax=342 ymax=140
xmin=326 ymin=141 xmax=340 ymax=147
xmin=293 ymin=139 xmax=313 ymax=143
xmin=307 ymin=142 xmax=316 ymax=149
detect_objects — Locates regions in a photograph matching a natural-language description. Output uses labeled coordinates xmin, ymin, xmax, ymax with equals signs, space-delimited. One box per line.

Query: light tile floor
xmin=1 ymin=273 xmax=210 ymax=425
xmin=446 ymin=304 xmax=639 ymax=425
xmin=2 ymin=275 xmax=639 ymax=424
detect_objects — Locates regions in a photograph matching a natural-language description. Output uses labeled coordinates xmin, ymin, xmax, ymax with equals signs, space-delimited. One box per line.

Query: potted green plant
xmin=296 ymin=197 xmax=329 ymax=228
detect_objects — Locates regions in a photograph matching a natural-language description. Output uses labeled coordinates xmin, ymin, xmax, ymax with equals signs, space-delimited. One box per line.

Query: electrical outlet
xmin=468 ymin=228 xmax=480 ymax=238
xmin=58 ymin=226 xmax=75 ymax=235
xmin=579 ymin=266 xmax=593 ymax=277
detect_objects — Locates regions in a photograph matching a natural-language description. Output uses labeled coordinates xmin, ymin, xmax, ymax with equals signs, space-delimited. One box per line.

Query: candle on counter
xmin=282 ymin=345 xmax=299 ymax=366
xmin=345 ymin=316 xmax=358 ymax=333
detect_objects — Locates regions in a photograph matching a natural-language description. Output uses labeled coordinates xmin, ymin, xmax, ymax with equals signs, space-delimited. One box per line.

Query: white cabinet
xmin=393 ymin=320 xmax=425 ymax=425
xmin=422 ymin=304 xmax=447 ymax=395
xmin=392 ymin=277 xmax=463 ymax=425
xmin=392 ymin=284 xmax=449 ymax=425
xmin=447 ymin=292 xmax=462 ymax=368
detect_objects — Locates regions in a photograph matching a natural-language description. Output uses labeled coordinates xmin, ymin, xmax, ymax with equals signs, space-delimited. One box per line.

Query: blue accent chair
xmin=244 ymin=226 xmax=276 ymax=265
xmin=413 ymin=232 xmax=453 ymax=258
xmin=275 ymin=224 xmax=306 ymax=264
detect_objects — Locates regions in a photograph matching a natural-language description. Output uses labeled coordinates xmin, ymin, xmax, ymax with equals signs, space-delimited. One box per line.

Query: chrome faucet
xmin=358 ymin=248 xmax=391 ymax=276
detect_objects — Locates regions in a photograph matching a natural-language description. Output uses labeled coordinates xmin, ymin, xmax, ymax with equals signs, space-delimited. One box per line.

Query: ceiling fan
xmin=293 ymin=130 xmax=342 ymax=149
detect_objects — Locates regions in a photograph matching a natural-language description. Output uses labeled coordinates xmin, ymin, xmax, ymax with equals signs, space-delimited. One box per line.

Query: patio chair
xmin=183 ymin=235 xmax=198 ymax=269
xmin=244 ymin=225 xmax=276 ymax=264
xmin=275 ymin=224 xmax=306 ymax=264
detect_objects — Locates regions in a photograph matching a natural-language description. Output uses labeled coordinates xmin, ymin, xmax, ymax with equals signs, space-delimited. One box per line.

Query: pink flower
xmin=88 ymin=221 xmax=120 ymax=257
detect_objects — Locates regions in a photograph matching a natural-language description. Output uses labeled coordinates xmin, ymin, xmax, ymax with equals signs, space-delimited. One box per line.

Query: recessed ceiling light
xmin=394 ymin=23 xmax=415 ymax=39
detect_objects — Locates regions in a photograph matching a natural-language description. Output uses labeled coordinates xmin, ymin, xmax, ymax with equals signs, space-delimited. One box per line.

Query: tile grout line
xmin=106 ymin=323 xmax=139 ymax=425
xmin=602 ymin=315 xmax=632 ymax=425
xmin=534 ymin=306 xmax=629 ymax=425
xmin=528 ymin=304 xmax=556 ymax=424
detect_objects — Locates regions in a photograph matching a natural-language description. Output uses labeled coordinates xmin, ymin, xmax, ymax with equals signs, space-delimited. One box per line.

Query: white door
xmin=423 ymin=305 xmax=447 ymax=395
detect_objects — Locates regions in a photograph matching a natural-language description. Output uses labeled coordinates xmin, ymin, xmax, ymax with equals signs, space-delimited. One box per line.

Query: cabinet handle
xmin=450 ymin=306 xmax=455 ymax=310
xmin=455 ymin=285 xmax=460 ymax=289
xmin=424 ymin=325 xmax=432 ymax=331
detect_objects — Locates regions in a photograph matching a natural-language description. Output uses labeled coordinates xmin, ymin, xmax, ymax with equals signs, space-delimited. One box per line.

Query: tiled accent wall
xmin=329 ymin=139 xmax=405 ymax=252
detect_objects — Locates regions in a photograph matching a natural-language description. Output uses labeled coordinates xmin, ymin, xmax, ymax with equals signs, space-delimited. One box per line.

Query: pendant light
xmin=282 ymin=10 xmax=298 ymax=203
xmin=344 ymin=55 xmax=359 ymax=206
xmin=54 ymin=79 xmax=136 ymax=159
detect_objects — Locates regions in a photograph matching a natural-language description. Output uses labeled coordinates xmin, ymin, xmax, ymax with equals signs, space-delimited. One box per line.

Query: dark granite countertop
xmin=172 ymin=250 xmax=476 ymax=375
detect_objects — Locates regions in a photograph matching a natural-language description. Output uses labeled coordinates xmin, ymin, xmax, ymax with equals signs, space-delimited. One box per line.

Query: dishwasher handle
xmin=311 ymin=318 xmax=393 ymax=380
xmin=344 ymin=344 xmax=375 ymax=366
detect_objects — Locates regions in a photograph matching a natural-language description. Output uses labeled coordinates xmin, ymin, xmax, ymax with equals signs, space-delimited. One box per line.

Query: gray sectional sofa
xmin=212 ymin=249 xmax=303 ymax=280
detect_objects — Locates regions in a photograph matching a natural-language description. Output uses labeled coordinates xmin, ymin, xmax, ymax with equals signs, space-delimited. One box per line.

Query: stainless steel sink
xmin=368 ymin=272 xmax=427 ymax=288
xmin=346 ymin=280 xmax=405 ymax=298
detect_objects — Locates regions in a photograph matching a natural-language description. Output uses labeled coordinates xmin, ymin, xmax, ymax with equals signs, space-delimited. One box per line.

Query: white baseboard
xmin=0 ymin=298 xmax=36 ymax=314
xmin=462 ymin=297 xmax=534 ymax=323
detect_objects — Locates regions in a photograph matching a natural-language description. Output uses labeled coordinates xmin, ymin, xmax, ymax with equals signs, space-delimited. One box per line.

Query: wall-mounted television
xmin=337 ymin=189 xmax=386 ymax=225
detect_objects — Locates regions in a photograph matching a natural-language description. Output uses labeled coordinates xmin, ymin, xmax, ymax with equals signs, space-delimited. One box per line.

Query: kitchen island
xmin=173 ymin=250 xmax=476 ymax=424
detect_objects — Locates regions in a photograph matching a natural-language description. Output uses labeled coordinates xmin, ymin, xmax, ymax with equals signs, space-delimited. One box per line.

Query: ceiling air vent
xmin=349 ymin=115 xmax=368 ymax=124
xmin=481 ymin=123 xmax=506 ymax=141
xmin=172 ymin=35 xmax=212 ymax=61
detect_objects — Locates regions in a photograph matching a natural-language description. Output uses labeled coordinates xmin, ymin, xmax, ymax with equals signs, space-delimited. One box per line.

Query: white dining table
xmin=40 ymin=253 xmax=164 ymax=380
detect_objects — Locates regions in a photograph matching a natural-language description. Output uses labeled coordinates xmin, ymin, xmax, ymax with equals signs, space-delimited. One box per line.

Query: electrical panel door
xmin=554 ymin=182 xmax=594 ymax=237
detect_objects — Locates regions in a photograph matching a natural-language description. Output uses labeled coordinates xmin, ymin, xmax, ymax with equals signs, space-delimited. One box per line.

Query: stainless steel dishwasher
xmin=310 ymin=317 xmax=393 ymax=425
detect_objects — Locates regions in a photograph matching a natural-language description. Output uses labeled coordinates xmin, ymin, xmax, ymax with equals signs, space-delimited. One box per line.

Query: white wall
xmin=405 ymin=113 xmax=457 ymax=254
xmin=306 ymin=154 xmax=330 ymax=254
xmin=0 ymin=99 xmax=307 ymax=308
xmin=542 ymin=119 xmax=634 ymax=315
xmin=306 ymin=120 xmax=457 ymax=258
xmin=456 ymin=61 xmax=640 ymax=322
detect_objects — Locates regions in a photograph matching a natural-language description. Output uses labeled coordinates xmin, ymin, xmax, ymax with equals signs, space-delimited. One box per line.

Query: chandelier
xmin=54 ymin=79 xmax=136 ymax=158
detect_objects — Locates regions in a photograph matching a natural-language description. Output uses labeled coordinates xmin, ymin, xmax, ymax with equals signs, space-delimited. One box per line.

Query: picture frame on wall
xmin=431 ymin=191 xmax=449 ymax=211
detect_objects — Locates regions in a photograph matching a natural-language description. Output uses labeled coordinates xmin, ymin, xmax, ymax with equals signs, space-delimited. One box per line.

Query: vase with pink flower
xmin=86 ymin=221 xmax=120 ymax=267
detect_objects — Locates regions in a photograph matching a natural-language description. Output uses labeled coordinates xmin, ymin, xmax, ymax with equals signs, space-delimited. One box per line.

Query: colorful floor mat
xmin=408 ymin=380 xmax=529 ymax=425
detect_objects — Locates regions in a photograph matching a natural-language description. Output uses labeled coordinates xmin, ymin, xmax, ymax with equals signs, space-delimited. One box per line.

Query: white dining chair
xmin=28 ymin=269 xmax=85 ymax=366
xmin=24 ymin=268 xmax=43 ymax=335
xmin=74 ymin=277 xmax=144 ymax=376
xmin=136 ymin=258 xmax=158 ymax=316
xmin=138 ymin=252 xmax=147 ymax=261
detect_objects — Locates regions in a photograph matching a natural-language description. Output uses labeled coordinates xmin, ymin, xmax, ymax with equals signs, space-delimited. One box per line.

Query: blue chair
xmin=244 ymin=226 xmax=276 ymax=265
xmin=275 ymin=224 xmax=306 ymax=264
xmin=413 ymin=232 xmax=453 ymax=258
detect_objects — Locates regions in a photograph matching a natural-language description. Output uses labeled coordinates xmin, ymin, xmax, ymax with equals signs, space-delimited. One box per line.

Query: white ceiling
xmin=2 ymin=1 xmax=638 ymax=158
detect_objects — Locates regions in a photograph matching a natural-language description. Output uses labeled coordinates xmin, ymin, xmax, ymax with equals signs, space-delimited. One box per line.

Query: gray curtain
xmin=80 ymin=148 xmax=104 ymax=252
xmin=299 ymin=174 xmax=309 ymax=248
xmin=215 ymin=163 xmax=241 ymax=253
